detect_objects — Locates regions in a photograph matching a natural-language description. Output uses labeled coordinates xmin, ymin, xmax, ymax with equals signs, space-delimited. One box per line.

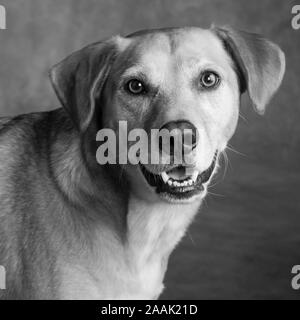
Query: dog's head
xmin=50 ymin=26 xmax=285 ymax=203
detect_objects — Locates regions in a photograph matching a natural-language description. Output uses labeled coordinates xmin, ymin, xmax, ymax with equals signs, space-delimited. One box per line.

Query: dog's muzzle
xmin=139 ymin=120 xmax=217 ymax=201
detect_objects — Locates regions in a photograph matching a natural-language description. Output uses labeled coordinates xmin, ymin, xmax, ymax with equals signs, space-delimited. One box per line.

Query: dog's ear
xmin=213 ymin=26 xmax=285 ymax=114
xmin=49 ymin=38 xmax=122 ymax=132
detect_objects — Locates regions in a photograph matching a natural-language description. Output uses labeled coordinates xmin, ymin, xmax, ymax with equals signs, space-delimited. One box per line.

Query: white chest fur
xmin=124 ymin=196 xmax=200 ymax=299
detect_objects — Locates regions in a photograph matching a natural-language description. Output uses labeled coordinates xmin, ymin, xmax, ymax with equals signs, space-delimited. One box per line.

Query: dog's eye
xmin=199 ymin=71 xmax=220 ymax=89
xmin=126 ymin=79 xmax=146 ymax=95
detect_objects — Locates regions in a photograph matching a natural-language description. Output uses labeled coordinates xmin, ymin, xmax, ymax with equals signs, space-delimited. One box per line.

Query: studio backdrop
xmin=0 ymin=0 xmax=299 ymax=299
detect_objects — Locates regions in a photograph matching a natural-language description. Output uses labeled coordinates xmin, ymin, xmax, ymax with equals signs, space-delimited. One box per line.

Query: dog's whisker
xmin=207 ymin=191 xmax=225 ymax=198
xmin=207 ymin=178 xmax=222 ymax=189
xmin=221 ymin=149 xmax=229 ymax=180
xmin=226 ymin=144 xmax=247 ymax=157
xmin=239 ymin=111 xmax=248 ymax=123
xmin=202 ymin=197 xmax=209 ymax=208
xmin=187 ymin=231 xmax=196 ymax=246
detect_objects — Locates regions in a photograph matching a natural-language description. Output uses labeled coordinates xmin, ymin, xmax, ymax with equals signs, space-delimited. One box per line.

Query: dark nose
xmin=159 ymin=120 xmax=198 ymax=156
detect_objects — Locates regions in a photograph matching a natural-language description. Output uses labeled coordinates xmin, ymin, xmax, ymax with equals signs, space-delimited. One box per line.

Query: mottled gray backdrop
xmin=0 ymin=0 xmax=299 ymax=299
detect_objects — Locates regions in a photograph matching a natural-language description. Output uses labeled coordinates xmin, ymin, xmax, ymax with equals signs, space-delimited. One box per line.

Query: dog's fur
xmin=0 ymin=26 xmax=285 ymax=299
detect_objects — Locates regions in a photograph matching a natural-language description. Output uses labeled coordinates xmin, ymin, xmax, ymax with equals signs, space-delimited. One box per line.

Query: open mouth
xmin=140 ymin=151 xmax=218 ymax=201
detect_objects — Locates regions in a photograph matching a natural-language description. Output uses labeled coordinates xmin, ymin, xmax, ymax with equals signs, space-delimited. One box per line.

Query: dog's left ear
xmin=213 ymin=26 xmax=285 ymax=114
xmin=49 ymin=37 xmax=124 ymax=132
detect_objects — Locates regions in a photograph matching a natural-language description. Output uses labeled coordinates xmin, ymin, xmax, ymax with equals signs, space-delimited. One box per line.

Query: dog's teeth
xmin=161 ymin=170 xmax=201 ymax=188
xmin=191 ymin=171 xmax=199 ymax=183
xmin=161 ymin=172 xmax=169 ymax=183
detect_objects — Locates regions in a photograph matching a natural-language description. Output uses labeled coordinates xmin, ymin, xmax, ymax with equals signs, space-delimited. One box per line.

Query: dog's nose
xmin=159 ymin=120 xmax=198 ymax=156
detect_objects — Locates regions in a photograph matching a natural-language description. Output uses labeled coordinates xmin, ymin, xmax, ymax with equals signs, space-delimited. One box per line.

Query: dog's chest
xmin=58 ymin=198 xmax=199 ymax=299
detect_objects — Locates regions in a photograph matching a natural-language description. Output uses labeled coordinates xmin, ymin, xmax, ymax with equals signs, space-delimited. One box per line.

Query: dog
xmin=0 ymin=26 xmax=285 ymax=299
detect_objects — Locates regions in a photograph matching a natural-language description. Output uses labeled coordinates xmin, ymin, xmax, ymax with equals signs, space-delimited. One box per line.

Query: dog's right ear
xmin=49 ymin=37 xmax=126 ymax=132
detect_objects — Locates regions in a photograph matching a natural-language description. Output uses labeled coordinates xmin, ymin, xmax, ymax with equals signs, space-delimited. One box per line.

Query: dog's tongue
xmin=167 ymin=166 xmax=188 ymax=181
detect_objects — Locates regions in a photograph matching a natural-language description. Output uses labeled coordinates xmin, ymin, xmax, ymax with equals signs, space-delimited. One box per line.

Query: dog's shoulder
xmin=0 ymin=107 xmax=73 ymax=202
xmin=0 ymin=108 xmax=69 ymax=154
xmin=0 ymin=112 xmax=46 ymax=170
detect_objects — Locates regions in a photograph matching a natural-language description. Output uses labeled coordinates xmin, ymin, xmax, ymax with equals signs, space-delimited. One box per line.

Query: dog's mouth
xmin=140 ymin=151 xmax=218 ymax=201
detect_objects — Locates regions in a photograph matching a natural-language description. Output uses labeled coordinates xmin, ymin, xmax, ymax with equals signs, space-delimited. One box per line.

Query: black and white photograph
xmin=0 ymin=0 xmax=299 ymax=304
